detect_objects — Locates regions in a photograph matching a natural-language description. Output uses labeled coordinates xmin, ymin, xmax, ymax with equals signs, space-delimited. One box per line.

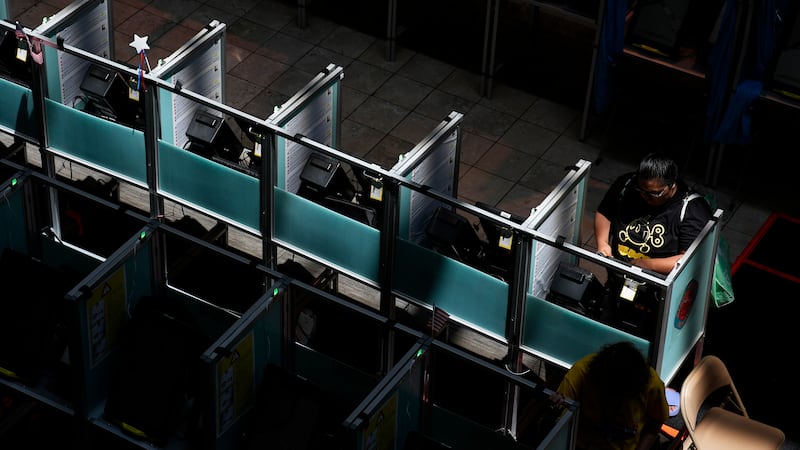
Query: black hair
xmin=636 ymin=152 xmax=678 ymax=186
xmin=587 ymin=341 xmax=651 ymax=401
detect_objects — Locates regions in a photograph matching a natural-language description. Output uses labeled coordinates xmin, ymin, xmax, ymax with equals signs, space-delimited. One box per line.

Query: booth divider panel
xmin=37 ymin=0 xmax=112 ymax=106
xmin=294 ymin=344 xmax=380 ymax=406
xmin=46 ymin=100 xmax=146 ymax=183
xmin=393 ymin=367 xmax=423 ymax=450
xmin=660 ymin=227 xmax=717 ymax=382
xmin=78 ymin=242 xmax=154 ymax=414
xmin=274 ymin=189 xmax=380 ymax=283
xmin=429 ymin=406 xmax=529 ymax=450
xmin=345 ymin=343 xmax=426 ymax=450
xmin=394 ymin=238 xmax=508 ymax=337
xmin=41 ymin=235 xmax=102 ymax=276
xmin=154 ymin=28 xmax=225 ymax=149
xmin=522 ymin=294 xmax=649 ymax=368
xmin=392 ymin=120 xmax=459 ymax=243
xmin=0 ymin=79 xmax=36 ymax=140
xmin=0 ymin=182 xmax=26 ymax=252
xmin=158 ymin=140 xmax=259 ymax=230
xmin=542 ymin=418 xmax=573 ymax=450
xmin=212 ymin=331 xmax=257 ymax=447
xmin=0 ymin=225 xmax=95 ymax=412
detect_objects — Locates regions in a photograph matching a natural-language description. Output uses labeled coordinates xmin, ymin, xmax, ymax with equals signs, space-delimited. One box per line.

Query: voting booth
xmin=0 ymin=6 xmax=724 ymax=447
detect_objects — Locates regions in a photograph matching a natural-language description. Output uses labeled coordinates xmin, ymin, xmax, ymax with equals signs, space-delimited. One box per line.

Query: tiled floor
xmin=9 ymin=0 xmax=793 ymax=262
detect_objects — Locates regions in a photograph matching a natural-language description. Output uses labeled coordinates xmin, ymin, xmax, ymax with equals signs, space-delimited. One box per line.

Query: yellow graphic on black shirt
xmin=617 ymin=219 xmax=665 ymax=259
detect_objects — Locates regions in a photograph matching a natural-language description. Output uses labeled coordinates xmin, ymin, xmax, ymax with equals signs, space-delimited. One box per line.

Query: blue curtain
xmin=704 ymin=0 xmax=739 ymax=143
xmin=592 ymin=0 xmax=627 ymax=113
xmin=713 ymin=0 xmax=786 ymax=144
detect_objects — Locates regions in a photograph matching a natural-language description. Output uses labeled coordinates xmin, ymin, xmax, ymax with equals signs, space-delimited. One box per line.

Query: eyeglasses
xmin=635 ymin=184 xmax=672 ymax=198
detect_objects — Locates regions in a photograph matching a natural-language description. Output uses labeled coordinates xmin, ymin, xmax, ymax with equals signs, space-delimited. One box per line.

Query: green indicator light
xmin=139 ymin=231 xmax=146 ymax=239
xmin=415 ymin=349 xmax=424 ymax=358
xmin=11 ymin=178 xmax=17 ymax=186
xmin=273 ymin=287 xmax=279 ymax=296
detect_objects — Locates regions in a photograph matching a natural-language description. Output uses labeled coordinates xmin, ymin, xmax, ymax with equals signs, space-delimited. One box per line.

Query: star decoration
xmin=129 ymin=34 xmax=149 ymax=54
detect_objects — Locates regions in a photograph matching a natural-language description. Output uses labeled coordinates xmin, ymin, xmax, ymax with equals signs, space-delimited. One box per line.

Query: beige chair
xmin=680 ymin=355 xmax=785 ymax=450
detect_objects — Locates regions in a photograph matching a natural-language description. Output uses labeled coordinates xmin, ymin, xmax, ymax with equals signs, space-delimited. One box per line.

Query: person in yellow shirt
xmin=556 ymin=341 xmax=669 ymax=450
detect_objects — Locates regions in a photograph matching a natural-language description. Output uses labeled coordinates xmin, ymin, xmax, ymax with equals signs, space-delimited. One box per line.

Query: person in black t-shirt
xmin=595 ymin=152 xmax=712 ymax=276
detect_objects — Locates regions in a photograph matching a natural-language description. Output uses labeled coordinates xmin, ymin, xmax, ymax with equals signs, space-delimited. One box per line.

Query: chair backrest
xmin=680 ymin=355 xmax=748 ymax=435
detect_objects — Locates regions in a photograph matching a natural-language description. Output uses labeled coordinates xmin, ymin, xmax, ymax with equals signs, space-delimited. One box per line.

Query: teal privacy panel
xmin=210 ymin=331 xmax=258 ymax=448
xmin=429 ymin=406 xmax=530 ymax=450
xmin=206 ymin=295 xmax=280 ymax=449
xmin=394 ymin=238 xmax=509 ymax=337
xmin=295 ymin=344 xmax=379 ymax=404
xmin=522 ymin=294 xmax=649 ymax=368
xmin=0 ymin=180 xmax=27 ymax=254
xmin=660 ymin=225 xmax=717 ymax=382
xmin=396 ymin=356 xmax=424 ymax=450
xmin=0 ymin=79 xmax=37 ymax=140
xmin=158 ymin=140 xmax=260 ymax=231
xmin=538 ymin=406 xmax=578 ymax=450
xmin=41 ymin=236 xmax=102 ymax=275
xmin=46 ymin=99 xmax=147 ymax=183
xmin=343 ymin=343 xmax=426 ymax=450
xmin=273 ymin=188 xmax=380 ymax=282
xmin=76 ymin=239 xmax=154 ymax=412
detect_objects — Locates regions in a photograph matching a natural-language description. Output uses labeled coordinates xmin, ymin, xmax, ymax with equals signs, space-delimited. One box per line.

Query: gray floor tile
xmin=522 ymin=98 xmax=580 ymax=134
xmin=458 ymin=131 xmax=494 ymax=166
xmin=293 ymin=46 xmax=353 ymax=77
xmin=349 ymin=96 xmax=410 ymax=134
xmin=243 ymin=87 xmax=290 ymax=118
xmin=518 ymin=158 xmax=574 ymax=195
xmin=340 ymin=85 xmax=370 ymax=119
xmin=438 ymin=68 xmax=484 ymax=103
xmin=358 ymin=40 xmax=416 ymax=73
xmin=540 ymin=134 xmax=601 ymax=167
xmin=456 ymin=166 xmax=514 ymax=206
xmin=340 ymin=120 xmax=385 ymax=159
xmin=388 ymin=112 xmax=441 ymax=145
xmin=267 ymin=65 xmax=317 ymax=97
xmin=256 ymin=32 xmax=314 ymax=65
xmin=242 ymin=0 xmax=297 ymax=31
xmin=228 ymin=52 xmax=289 ymax=87
xmin=478 ymin=83 xmax=538 ymax=118
xmin=460 ymin=103 xmax=516 ymax=142
xmin=374 ymin=74 xmax=433 ymax=111
xmin=204 ymin=0 xmax=262 ymax=17
xmin=316 ymin=25 xmax=375 ymax=59
xmin=414 ymin=89 xmax=475 ymax=122
xmin=225 ymin=75 xmax=265 ymax=111
xmin=225 ymin=16 xmax=275 ymax=52
xmin=498 ymin=120 xmax=559 ymax=157
xmin=397 ymin=53 xmax=455 ymax=88
xmin=364 ymin=134 xmax=415 ymax=169
xmin=182 ymin=5 xmax=238 ymax=31
xmin=341 ymin=60 xmax=393 ymax=95
xmin=497 ymin=184 xmax=547 ymax=220
xmin=475 ymin=143 xmax=538 ymax=183
xmin=145 ymin=0 xmax=202 ymax=23
xmin=278 ymin=14 xmax=338 ymax=45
